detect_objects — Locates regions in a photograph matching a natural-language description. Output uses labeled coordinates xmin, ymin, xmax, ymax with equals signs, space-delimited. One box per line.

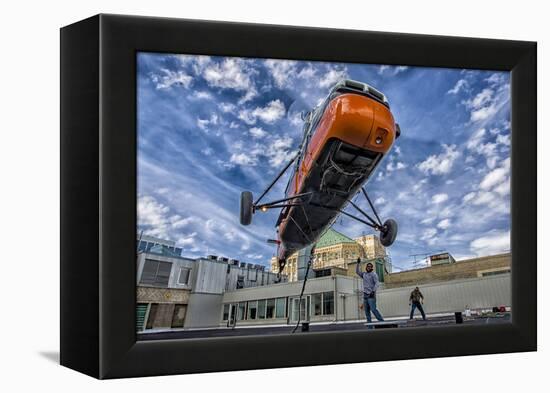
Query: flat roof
xmin=137 ymin=313 xmax=511 ymax=341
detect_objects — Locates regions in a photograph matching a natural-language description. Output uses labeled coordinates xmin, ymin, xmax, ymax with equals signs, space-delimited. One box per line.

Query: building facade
xmin=270 ymin=228 xmax=388 ymax=281
xmin=383 ymin=252 xmax=511 ymax=288
xmin=220 ymin=272 xmax=511 ymax=327
xmin=137 ymin=249 xmax=287 ymax=331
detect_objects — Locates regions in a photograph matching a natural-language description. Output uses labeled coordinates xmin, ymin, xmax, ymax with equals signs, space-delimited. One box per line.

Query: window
xmin=312 ymin=293 xmax=323 ymax=316
xmin=222 ymin=304 xmax=230 ymax=321
xmin=178 ymin=267 xmax=190 ymax=285
xmin=171 ymin=304 xmax=187 ymax=328
xmin=322 ymin=291 xmax=334 ymax=315
xmin=146 ymin=303 xmax=158 ymax=329
xmin=481 ymin=269 xmax=511 ymax=277
xmin=257 ymin=299 xmax=266 ymax=319
xmin=140 ymin=260 xmax=172 ymax=286
xmin=275 ymin=297 xmax=286 ymax=318
xmin=237 ymin=303 xmax=246 ymax=320
xmin=315 ymin=269 xmax=331 ymax=278
xmin=236 ymin=275 xmax=244 ymax=289
xmin=247 ymin=301 xmax=257 ymax=320
xmin=266 ymin=299 xmax=275 ymax=318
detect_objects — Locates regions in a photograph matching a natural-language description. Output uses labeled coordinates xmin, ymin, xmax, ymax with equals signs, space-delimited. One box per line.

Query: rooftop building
xmin=270 ymin=228 xmax=389 ymax=281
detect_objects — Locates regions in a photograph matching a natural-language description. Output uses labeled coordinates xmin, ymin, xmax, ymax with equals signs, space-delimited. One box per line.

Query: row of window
xmin=222 ymin=292 xmax=335 ymax=322
xmin=223 ymin=297 xmax=287 ymax=321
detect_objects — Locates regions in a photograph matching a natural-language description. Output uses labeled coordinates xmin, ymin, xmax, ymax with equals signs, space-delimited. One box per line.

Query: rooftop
xmin=315 ymin=228 xmax=356 ymax=249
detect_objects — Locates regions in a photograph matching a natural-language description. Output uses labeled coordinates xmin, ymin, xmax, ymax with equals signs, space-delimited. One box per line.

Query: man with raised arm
xmin=356 ymin=258 xmax=384 ymax=326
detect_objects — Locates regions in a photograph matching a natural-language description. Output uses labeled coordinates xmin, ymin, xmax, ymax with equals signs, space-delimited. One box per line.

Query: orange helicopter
xmin=240 ymin=79 xmax=401 ymax=273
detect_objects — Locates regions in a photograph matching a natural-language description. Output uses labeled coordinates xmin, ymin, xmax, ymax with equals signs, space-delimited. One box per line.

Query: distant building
xmin=136 ymin=248 xmax=287 ymax=331
xmin=384 ymin=252 xmax=511 ymax=288
xmin=137 ymin=234 xmax=182 ymax=256
xmin=428 ymin=252 xmax=456 ymax=266
xmin=270 ymin=228 xmax=388 ymax=281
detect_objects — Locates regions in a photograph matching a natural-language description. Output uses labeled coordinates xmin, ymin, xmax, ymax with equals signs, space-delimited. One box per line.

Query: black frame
xmin=61 ymin=14 xmax=536 ymax=379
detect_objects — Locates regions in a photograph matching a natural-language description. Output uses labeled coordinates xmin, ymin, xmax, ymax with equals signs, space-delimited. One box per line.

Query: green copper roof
xmin=315 ymin=228 xmax=356 ymax=249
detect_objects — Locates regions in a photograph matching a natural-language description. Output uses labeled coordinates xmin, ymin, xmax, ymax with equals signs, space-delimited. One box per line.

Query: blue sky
xmin=137 ymin=53 xmax=511 ymax=271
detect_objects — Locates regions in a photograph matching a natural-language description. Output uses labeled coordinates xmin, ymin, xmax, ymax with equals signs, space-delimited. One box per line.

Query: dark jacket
xmin=409 ymin=289 xmax=424 ymax=303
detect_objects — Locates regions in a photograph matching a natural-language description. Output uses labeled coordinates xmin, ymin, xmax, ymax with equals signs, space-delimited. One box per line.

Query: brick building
xmin=383 ymin=252 xmax=511 ymax=288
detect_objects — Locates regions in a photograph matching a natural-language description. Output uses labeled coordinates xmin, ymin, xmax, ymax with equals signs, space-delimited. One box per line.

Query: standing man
xmin=409 ymin=286 xmax=426 ymax=320
xmin=355 ymin=258 xmax=384 ymax=325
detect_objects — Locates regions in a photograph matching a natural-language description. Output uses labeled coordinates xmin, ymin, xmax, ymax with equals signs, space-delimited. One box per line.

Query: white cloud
xmin=420 ymin=228 xmax=437 ymax=241
xmin=138 ymin=195 xmax=170 ymax=233
xmin=386 ymin=161 xmax=408 ymax=172
xmin=202 ymin=58 xmax=258 ymax=103
xmin=378 ymin=65 xmax=408 ymax=76
xmin=374 ymin=197 xmax=386 ymax=205
xmin=437 ymin=219 xmax=451 ymax=230
xmin=462 ymin=84 xmax=507 ymax=123
xmin=230 ymin=152 xmax=258 ymax=166
xmin=264 ymin=59 xmax=297 ymax=88
xmin=447 ymin=79 xmax=468 ymax=94
xmin=218 ymin=102 xmax=236 ymax=114
xmin=191 ymin=91 xmax=213 ymax=100
xmin=494 ymin=179 xmax=510 ymax=196
xmin=196 ymin=113 xmax=219 ymax=131
xmin=485 ymin=73 xmax=506 ymax=86
xmin=138 ymin=195 xmax=200 ymax=244
xmin=249 ymin=127 xmax=268 ymax=138
xmin=421 ymin=217 xmax=435 ymax=225
xmin=297 ymin=65 xmax=317 ymax=79
xmin=466 ymin=128 xmax=501 ymax=169
xmin=470 ymin=230 xmax=510 ymax=256
xmin=468 ymin=88 xmax=493 ymax=109
xmin=432 ymin=193 xmax=449 ymax=204
xmin=496 ymin=134 xmax=510 ymax=146
xmin=480 ymin=166 xmax=509 ymax=190
xmin=238 ymin=100 xmax=286 ymax=125
xmin=418 ymin=144 xmax=460 ymax=175
xmin=471 ymin=105 xmax=499 ymax=122
xmin=463 ymin=192 xmax=476 ymax=203
xmin=319 ymin=68 xmax=348 ymax=88
xmin=150 ymin=69 xmax=192 ymax=90
xmin=266 ymin=137 xmax=296 ymax=167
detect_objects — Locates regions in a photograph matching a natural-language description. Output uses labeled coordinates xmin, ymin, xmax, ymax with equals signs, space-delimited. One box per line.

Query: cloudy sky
xmin=137 ymin=52 xmax=511 ymax=271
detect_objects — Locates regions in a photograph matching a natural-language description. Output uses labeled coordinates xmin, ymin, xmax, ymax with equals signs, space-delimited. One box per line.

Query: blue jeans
xmin=410 ymin=302 xmax=426 ymax=320
xmin=363 ymin=293 xmax=384 ymax=324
